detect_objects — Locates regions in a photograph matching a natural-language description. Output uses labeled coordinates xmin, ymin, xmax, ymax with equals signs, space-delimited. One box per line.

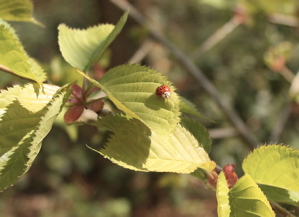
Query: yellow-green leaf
xmin=0 ymin=19 xmax=46 ymax=84
xmin=58 ymin=11 xmax=128 ymax=71
xmin=0 ymin=0 xmax=42 ymax=25
xmin=242 ymin=144 xmax=299 ymax=205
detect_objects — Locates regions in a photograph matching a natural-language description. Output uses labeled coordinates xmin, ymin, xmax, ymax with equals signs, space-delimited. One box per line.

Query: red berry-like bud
xmin=223 ymin=164 xmax=238 ymax=188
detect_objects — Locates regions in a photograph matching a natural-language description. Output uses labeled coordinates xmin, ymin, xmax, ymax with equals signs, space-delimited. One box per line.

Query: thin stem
xmin=280 ymin=66 xmax=295 ymax=83
xmin=110 ymin=0 xmax=260 ymax=149
xmin=270 ymin=202 xmax=296 ymax=217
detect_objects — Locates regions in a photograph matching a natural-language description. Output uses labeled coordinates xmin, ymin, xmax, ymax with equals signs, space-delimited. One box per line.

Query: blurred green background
xmin=1 ymin=0 xmax=299 ymax=216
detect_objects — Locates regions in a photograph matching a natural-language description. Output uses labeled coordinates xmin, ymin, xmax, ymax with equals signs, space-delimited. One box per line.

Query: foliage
xmin=0 ymin=1 xmax=298 ymax=217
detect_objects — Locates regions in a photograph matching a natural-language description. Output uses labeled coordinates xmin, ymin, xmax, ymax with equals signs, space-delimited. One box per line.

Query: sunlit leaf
xmin=0 ymin=19 xmax=47 ymax=84
xmin=242 ymin=144 xmax=299 ymax=206
xmin=216 ymin=172 xmax=231 ymax=217
xmin=181 ymin=117 xmax=212 ymax=153
xmin=0 ymin=83 xmax=71 ymax=191
xmin=89 ymin=115 xmax=215 ymax=173
xmin=0 ymin=0 xmax=42 ymax=25
xmin=58 ymin=11 xmax=128 ymax=71
xmin=228 ymin=174 xmax=275 ymax=217
xmin=78 ymin=64 xmax=181 ymax=138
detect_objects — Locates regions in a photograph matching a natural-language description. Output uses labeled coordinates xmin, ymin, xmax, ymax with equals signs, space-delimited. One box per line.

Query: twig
xmin=280 ymin=66 xmax=295 ymax=83
xmin=191 ymin=16 xmax=242 ymax=59
xmin=268 ymin=103 xmax=292 ymax=143
xmin=209 ymin=128 xmax=239 ymax=139
xmin=110 ymin=0 xmax=260 ymax=149
xmin=268 ymin=13 xmax=299 ymax=27
xmin=128 ymin=39 xmax=153 ymax=64
xmin=271 ymin=202 xmax=296 ymax=217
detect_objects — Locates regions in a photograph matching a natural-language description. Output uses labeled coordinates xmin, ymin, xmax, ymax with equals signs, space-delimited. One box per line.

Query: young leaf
xmin=0 ymin=84 xmax=71 ymax=191
xmin=0 ymin=19 xmax=47 ymax=84
xmin=58 ymin=11 xmax=128 ymax=72
xmin=242 ymin=144 xmax=299 ymax=205
xmin=228 ymin=174 xmax=275 ymax=217
xmin=181 ymin=117 xmax=212 ymax=153
xmin=0 ymin=0 xmax=42 ymax=25
xmin=216 ymin=172 xmax=231 ymax=217
xmin=78 ymin=64 xmax=181 ymax=138
xmin=89 ymin=115 xmax=215 ymax=173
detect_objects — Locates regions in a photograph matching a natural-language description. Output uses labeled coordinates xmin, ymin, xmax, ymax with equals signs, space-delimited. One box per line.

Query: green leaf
xmin=0 ymin=19 xmax=47 ymax=84
xmin=89 ymin=115 xmax=215 ymax=173
xmin=0 ymin=0 xmax=42 ymax=25
xmin=0 ymin=83 xmax=71 ymax=191
xmin=181 ymin=117 xmax=212 ymax=153
xmin=259 ymin=184 xmax=299 ymax=206
xmin=216 ymin=172 xmax=231 ymax=217
xmin=242 ymin=144 xmax=299 ymax=206
xmin=78 ymin=64 xmax=181 ymax=138
xmin=58 ymin=11 xmax=128 ymax=72
xmin=228 ymin=174 xmax=275 ymax=217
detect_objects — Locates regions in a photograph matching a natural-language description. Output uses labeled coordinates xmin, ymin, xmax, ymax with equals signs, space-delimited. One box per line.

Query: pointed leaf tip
xmin=58 ymin=11 xmax=128 ymax=71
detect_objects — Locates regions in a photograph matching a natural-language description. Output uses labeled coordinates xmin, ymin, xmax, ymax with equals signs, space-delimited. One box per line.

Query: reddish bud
xmin=64 ymin=105 xmax=85 ymax=124
xmin=86 ymin=100 xmax=104 ymax=113
xmin=71 ymin=84 xmax=84 ymax=100
xmin=223 ymin=164 xmax=238 ymax=188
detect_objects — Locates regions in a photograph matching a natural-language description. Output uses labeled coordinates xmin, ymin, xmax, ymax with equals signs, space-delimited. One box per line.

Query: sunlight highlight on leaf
xmin=58 ymin=11 xmax=128 ymax=71
xmin=242 ymin=144 xmax=299 ymax=205
xmin=90 ymin=115 xmax=215 ymax=173
xmin=0 ymin=20 xmax=46 ymax=84
xmin=0 ymin=0 xmax=42 ymax=25
xmin=0 ymin=84 xmax=71 ymax=191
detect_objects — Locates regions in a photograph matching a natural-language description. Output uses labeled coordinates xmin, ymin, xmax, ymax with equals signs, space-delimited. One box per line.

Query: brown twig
xmin=110 ymin=0 xmax=259 ymax=149
xmin=270 ymin=202 xmax=296 ymax=217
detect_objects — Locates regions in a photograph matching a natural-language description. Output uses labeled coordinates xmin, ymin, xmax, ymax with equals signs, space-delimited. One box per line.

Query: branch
xmin=110 ymin=0 xmax=260 ymax=149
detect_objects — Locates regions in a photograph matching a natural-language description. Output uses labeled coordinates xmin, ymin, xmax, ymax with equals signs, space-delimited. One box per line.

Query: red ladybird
xmin=156 ymin=85 xmax=171 ymax=99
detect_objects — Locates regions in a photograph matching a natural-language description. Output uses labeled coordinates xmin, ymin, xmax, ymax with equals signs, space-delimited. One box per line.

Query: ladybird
xmin=156 ymin=85 xmax=171 ymax=99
